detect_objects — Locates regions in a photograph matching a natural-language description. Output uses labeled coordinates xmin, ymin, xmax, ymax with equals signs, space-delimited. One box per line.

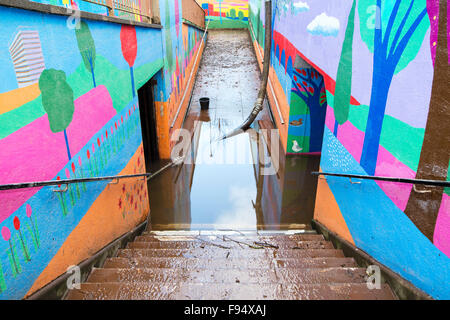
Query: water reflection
xmin=147 ymin=29 xmax=320 ymax=231
xmin=148 ymin=109 xmax=320 ymax=231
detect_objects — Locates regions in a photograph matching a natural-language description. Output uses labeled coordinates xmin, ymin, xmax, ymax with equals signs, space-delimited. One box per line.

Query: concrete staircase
xmin=65 ymin=230 xmax=396 ymax=300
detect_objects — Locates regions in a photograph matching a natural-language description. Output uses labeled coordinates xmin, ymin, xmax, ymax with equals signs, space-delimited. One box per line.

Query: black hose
xmin=220 ymin=0 xmax=272 ymax=140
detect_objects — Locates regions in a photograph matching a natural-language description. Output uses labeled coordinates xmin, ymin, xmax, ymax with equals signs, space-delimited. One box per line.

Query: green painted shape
xmin=238 ymin=11 xmax=244 ymax=21
xmin=357 ymin=0 xmax=429 ymax=74
xmin=25 ymin=221 xmax=38 ymax=251
xmin=0 ymin=262 xmax=6 ymax=292
xmin=75 ymin=21 xmax=96 ymax=74
xmin=0 ymin=57 xmax=163 ymax=139
xmin=445 ymin=161 xmax=450 ymax=196
xmin=290 ymin=88 xmax=310 ymax=115
xmin=287 ymin=134 xmax=309 ymax=154
xmin=207 ymin=17 xmax=248 ymax=29
xmin=164 ymin=0 xmax=174 ymax=74
xmin=0 ymin=99 xmax=45 ymax=139
xmin=334 ymin=0 xmax=355 ymax=125
xmin=39 ymin=69 xmax=75 ymax=133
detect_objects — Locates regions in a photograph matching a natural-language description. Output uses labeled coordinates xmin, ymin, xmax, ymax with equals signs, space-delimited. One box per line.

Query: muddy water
xmin=147 ymin=30 xmax=320 ymax=231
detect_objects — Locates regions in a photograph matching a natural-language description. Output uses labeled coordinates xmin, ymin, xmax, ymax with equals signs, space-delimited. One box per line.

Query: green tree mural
xmin=39 ymin=69 xmax=75 ymax=161
xmin=238 ymin=11 xmax=244 ymax=21
xmin=230 ymin=8 xmax=236 ymax=19
xmin=75 ymin=21 xmax=97 ymax=88
xmin=358 ymin=0 xmax=429 ymax=175
xmin=333 ymin=0 xmax=356 ymax=137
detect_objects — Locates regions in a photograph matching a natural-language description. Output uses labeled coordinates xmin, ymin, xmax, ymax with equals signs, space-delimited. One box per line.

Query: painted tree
xmin=291 ymin=59 xmax=327 ymax=152
xmin=120 ymin=25 xmax=138 ymax=98
xmin=39 ymin=69 xmax=75 ymax=161
xmin=238 ymin=11 xmax=244 ymax=21
xmin=75 ymin=21 xmax=97 ymax=88
xmin=404 ymin=0 xmax=449 ymax=242
xmin=165 ymin=0 xmax=174 ymax=74
xmin=333 ymin=0 xmax=356 ymax=137
xmin=230 ymin=8 xmax=237 ymax=19
xmin=358 ymin=0 xmax=429 ymax=175
xmin=217 ymin=0 xmax=224 ymax=24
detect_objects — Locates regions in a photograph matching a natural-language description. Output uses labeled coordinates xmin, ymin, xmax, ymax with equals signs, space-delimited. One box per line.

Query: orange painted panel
xmin=314 ymin=170 xmax=355 ymax=245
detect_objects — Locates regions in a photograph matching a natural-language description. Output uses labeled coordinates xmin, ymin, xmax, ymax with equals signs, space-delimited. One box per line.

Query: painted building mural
xmin=249 ymin=0 xmax=449 ymax=299
xmin=0 ymin=0 xmax=205 ymax=299
xmin=198 ymin=0 xmax=249 ymax=28
xmin=30 ymin=0 xmax=148 ymax=21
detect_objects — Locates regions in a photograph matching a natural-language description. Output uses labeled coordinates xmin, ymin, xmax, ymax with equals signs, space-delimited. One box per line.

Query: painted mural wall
xmin=0 ymin=3 xmax=166 ymax=299
xmin=155 ymin=0 xmax=206 ymax=158
xmin=197 ymin=0 xmax=249 ymax=29
xmin=249 ymin=0 xmax=449 ymax=299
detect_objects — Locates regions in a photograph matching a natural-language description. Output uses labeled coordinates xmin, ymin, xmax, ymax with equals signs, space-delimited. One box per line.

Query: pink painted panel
xmin=434 ymin=194 xmax=450 ymax=258
xmin=336 ymin=117 xmax=415 ymax=211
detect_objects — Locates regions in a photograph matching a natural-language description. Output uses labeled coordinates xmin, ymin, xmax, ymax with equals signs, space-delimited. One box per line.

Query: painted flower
xmin=26 ymin=204 xmax=32 ymax=218
xmin=13 ymin=216 xmax=20 ymax=230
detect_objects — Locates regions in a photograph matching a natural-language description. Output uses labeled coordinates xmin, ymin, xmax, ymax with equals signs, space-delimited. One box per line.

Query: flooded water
xmin=147 ymin=30 xmax=320 ymax=231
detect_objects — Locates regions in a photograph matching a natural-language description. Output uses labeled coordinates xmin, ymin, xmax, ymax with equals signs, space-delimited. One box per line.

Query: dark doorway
xmin=137 ymin=76 xmax=159 ymax=172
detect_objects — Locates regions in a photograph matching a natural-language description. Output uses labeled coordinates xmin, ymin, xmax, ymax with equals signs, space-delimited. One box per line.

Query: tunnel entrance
xmin=138 ymin=76 xmax=160 ymax=172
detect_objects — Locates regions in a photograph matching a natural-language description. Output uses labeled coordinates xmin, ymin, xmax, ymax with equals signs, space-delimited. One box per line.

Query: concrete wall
xmin=0 ymin=0 xmax=204 ymax=299
xmin=183 ymin=0 xmax=206 ymax=28
xmin=249 ymin=0 xmax=449 ymax=299
xmin=197 ymin=0 xmax=248 ymax=29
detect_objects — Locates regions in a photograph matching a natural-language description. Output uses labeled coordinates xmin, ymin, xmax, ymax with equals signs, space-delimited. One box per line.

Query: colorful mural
xmin=249 ymin=0 xmax=450 ymax=299
xmin=0 ymin=2 xmax=166 ymax=298
xmin=198 ymin=0 xmax=249 ymax=28
xmin=0 ymin=0 xmax=206 ymax=299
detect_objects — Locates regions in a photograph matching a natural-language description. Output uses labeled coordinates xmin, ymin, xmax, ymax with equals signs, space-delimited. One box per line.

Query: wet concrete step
xmin=66 ymin=282 xmax=395 ymax=300
xmin=136 ymin=234 xmax=325 ymax=242
xmin=117 ymin=248 xmax=345 ymax=259
xmin=87 ymin=267 xmax=368 ymax=284
xmin=103 ymin=257 xmax=358 ymax=269
xmin=129 ymin=239 xmax=333 ymax=250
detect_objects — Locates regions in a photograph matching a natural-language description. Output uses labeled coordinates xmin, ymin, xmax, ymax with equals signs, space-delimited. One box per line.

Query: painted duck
xmin=292 ymin=140 xmax=303 ymax=153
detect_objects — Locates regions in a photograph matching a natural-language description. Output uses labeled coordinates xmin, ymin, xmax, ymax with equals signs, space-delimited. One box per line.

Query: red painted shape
xmin=272 ymin=30 xmax=361 ymax=105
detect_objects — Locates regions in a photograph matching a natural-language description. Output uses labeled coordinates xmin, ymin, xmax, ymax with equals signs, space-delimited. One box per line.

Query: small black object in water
xmin=200 ymin=97 xmax=210 ymax=110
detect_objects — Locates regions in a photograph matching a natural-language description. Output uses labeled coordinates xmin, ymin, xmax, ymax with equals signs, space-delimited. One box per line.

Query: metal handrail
xmin=311 ymin=171 xmax=450 ymax=187
xmin=0 ymin=157 xmax=183 ymax=191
